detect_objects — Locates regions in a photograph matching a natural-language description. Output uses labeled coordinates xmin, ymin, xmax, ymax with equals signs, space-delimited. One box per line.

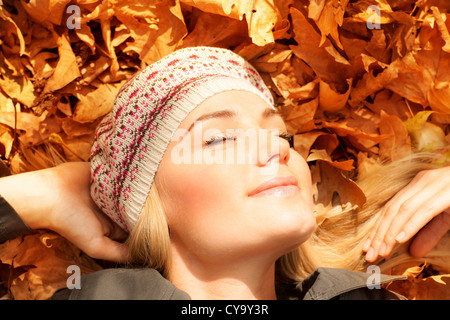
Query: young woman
xmin=0 ymin=47 xmax=448 ymax=299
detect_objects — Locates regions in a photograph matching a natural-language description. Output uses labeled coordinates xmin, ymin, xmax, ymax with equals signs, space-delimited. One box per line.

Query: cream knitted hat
xmin=90 ymin=46 xmax=274 ymax=232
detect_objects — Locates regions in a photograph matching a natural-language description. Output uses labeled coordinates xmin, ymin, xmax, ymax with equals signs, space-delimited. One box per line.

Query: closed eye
xmin=204 ymin=132 xmax=293 ymax=148
xmin=204 ymin=134 xmax=237 ymax=147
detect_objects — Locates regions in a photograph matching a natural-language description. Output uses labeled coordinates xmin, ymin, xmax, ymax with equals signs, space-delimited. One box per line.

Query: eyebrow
xmin=187 ymin=107 xmax=282 ymax=132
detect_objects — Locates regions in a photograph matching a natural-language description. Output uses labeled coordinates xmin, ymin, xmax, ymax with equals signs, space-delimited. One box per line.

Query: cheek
xmin=158 ymin=160 xmax=240 ymax=230
xmin=157 ymin=161 xmax=251 ymax=261
xmin=290 ymin=151 xmax=313 ymax=197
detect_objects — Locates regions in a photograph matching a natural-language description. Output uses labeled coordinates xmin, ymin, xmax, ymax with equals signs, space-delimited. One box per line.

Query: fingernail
xmin=366 ymin=247 xmax=374 ymax=261
xmin=379 ymin=242 xmax=386 ymax=256
xmin=362 ymin=238 xmax=371 ymax=252
xmin=395 ymin=231 xmax=406 ymax=242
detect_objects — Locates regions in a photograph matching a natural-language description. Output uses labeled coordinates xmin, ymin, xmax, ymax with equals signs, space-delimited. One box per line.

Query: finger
xmin=91 ymin=202 xmax=129 ymax=242
xmin=365 ymin=175 xmax=430 ymax=261
xmin=86 ymin=237 xmax=130 ymax=263
xmin=395 ymin=192 xmax=450 ymax=244
xmin=363 ymin=193 xmax=404 ymax=254
xmin=364 ymin=204 xmax=397 ymax=260
xmin=409 ymin=212 xmax=450 ymax=257
xmin=107 ymin=221 xmax=129 ymax=242
xmin=378 ymin=188 xmax=444 ymax=258
xmin=365 ymin=194 xmax=413 ymax=262
xmin=363 ymin=217 xmax=380 ymax=252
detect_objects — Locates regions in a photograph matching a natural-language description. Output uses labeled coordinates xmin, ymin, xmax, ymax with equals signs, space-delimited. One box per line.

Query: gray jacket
xmin=52 ymin=267 xmax=406 ymax=300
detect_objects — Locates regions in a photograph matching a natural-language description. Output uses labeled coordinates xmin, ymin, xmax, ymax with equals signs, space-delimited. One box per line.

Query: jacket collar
xmin=276 ymin=267 xmax=406 ymax=300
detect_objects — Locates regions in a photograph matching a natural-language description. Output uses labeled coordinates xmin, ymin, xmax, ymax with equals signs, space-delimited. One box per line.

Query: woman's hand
xmin=0 ymin=162 xmax=129 ymax=262
xmin=363 ymin=165 xmax=450 ymax=262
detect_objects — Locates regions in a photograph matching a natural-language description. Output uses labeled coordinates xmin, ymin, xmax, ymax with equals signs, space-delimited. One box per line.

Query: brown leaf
xmin=426 ymin=46 xmax=450 ymax=113
xmin=322 ymin=117 xmax=387 ymax=153
xmin=250 ymin=47 xmax=292 ymax=73
xmin=112 ymin=0 xmax=187 ymax=65
xmin=404 ymin=110 xmax=448 ymax=152
xmin=384 ymin=263 xmax=450 ymax=300
xmin=181 ymin=0 xmax=284 ymax=46
xmin=79 ymin=55 xmax=110 ymax=85
xmin=181 ymin=10 xmax=249 ymax=49
xmin=74 ymin=23 xmax=97 ymax=55
xmin=310 ymin=160 xmax=366 ymax=225
xmin=0 ymin=53 xmax=37 ymax=108
xmin=43 ymin=30 xmax=81 ymax=93
xmin=73 ymin=82 xmax=124 ymax=123
xmin=0 ymin=5 xmax=26 ymax=56
xmin=280 ymin=97 xmax=319 ymax=134
xmin=290 ymin=7 xmax=353 ymax=93
xmin=430 ymin=7 xmax=450 ymax=53
xmin=319 ymin=79 xmax=352 ymax=112
xmin=271 ymin=72 xmax=319 ymax=100
xmin=348 ymin=55 xmax=405 ymax=108
xmin=29 ymin=51 xmax=58 ymax=79
xmin=346 ymin=0 xmax=395 ymax=25
xmin=378 ymin=110 xmax=411 ymax=161
xmin=386 ymin=25 xmax=446 ymax=107
xmin=0 ymin=110 xmax=60 ymax=146
xmin=0 ymin=126 xmax=14 ymax=159
xmin=0 ymin=231 xmax=102 ymax=300
xmin=364 ymin=90 xmax=416 ymax=121
xmin=293 ymin=130 xmax=339 ymax=159
xmin=308 ymin=0 xmax=349 ymax=50
xmin=307 ymin=149 xmax=355 ymax=171
xmin=20 ymin=0 xmax=71 ymax=26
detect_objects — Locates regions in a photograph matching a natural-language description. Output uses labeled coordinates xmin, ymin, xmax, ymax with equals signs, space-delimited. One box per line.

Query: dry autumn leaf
xmin=308 ymin=0 xmax=349 ymax=50
xmin=310 ymin=160 xmax=366 ymax=225
xmin=290 ymin=6 xmax=354 ymax=93
xmin=405 ymin=110 xmax=448 ymax=152
xmin=0 ymin=230 xmax=101 ymax=300
xmin=378 ymin=110 xmax=411 ymax=161
xmin=72 ymin=82 xmax=124 ymax=123
xmin=319 ymin=79 xmax=352 ymax=112
xmin=43 ymin=30 xmax=81 ymax=94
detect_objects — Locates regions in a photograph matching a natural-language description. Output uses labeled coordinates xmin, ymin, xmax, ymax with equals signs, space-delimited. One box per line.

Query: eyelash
xmin=204 ymin=134 xmax=236 ymax=147
xmin=279 ymin=132 xmax=294 ymax=148
xmin=204 ymin=132 xmax=294 ymax=148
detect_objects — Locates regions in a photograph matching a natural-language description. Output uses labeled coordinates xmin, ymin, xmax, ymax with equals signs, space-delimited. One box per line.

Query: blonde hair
xmin=126 ymin=152 xmax=447 ymax=283
xmin=126 ymin=185 xmax=171 ymax=277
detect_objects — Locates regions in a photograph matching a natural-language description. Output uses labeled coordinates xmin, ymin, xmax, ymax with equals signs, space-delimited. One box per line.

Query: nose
xmin=255 ymin=129 xmax=290 ymax=167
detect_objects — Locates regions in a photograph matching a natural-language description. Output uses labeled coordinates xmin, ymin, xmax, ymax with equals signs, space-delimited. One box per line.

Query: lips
xmin=248 ymin=176 xmax=300 ymax=197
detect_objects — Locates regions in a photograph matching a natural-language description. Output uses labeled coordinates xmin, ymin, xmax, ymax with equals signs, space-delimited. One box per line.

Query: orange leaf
xmin=43 ymin=30 xmax=81 ymax=93
xmin=378 ymin=110 xmax=411 ymax=161
xmin=290 ymin=7 xmax=353 ymax=93
xmin=311 ymin=160 xmax=366 ymax=225
xmin=0 ymin=231 xmax=101 ymax=300
xmin=319 ymin=79 xmax=352 ymax=112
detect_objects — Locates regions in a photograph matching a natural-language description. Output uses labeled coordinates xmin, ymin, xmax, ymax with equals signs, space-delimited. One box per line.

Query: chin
xmin=262 ymin=205 xmax=317 ymax=254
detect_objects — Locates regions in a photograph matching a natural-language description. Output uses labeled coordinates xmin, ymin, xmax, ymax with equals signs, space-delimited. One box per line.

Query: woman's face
xmin=155 ymin=90 xmax=316 ymax=264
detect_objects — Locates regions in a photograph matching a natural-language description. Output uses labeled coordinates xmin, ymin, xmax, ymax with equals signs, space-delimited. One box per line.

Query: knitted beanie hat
xmin=90 ymin=46 xmax=274 ymax=232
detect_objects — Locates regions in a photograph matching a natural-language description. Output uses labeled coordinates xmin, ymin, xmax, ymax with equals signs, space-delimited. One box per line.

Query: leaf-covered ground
xmin=0 ymin=0 xmax=449 ymax=299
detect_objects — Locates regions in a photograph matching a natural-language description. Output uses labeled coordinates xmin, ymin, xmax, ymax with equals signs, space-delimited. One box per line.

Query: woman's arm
xmin=363 ymin=165 xmax=450 ymax=262
xmin=0 ymin=162 xmax=129 ymax=262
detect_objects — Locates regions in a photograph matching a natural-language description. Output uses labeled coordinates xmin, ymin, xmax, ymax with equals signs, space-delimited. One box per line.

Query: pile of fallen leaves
xmin=0 ymin=0 xmax=450 ymax=299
